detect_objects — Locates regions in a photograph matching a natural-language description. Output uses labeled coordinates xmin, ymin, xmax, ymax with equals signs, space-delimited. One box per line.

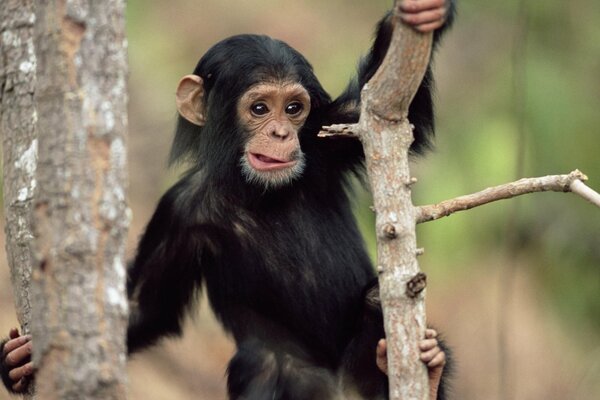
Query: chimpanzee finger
xmin=11 ymin=376 xmax=31 ymax=393
xmin=420 ymin=345 xmax=445 ymax=365
xmin=414 ymin=20 xmax=445 ymax=33
xmin=8 ymin=328 xmax=20 ymax=340
xmin=419 ymin=338 xmax=439 ymax=352
xmin=376 ymin=339 xmax=387 ymax=357
xmin=4 ymin=340 xmax=32 ymax=367
xmin=400 ymin=0 xmax=445 ymax=14
xmin=2 ymin=334 xmax=31 ymax=357
xmin=8 ymin=361 xmax=34 ymax=382
xmin=376 ymin=339 xmax=388 ymax=375
xmin=424 ymin=328 xmax=438 ymax=339
xmin=427 ymin=350 xmax=446 ymax=368
xmin=401 ymin=8 xmax=446 ymax=27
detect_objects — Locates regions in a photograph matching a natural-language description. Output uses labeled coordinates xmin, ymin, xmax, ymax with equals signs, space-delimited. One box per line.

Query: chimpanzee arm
xmin=325 ymin=0 xmax=457 ymax=159
xmin=126 ymin=179 xmax=205 ymax=354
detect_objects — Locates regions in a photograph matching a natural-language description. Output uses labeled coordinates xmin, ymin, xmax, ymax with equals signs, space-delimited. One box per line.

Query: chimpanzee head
xmin=171 ymin=34 xmax=331 ymax=189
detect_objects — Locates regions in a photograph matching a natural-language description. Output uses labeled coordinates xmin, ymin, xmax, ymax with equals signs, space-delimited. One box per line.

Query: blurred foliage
xmin=125 ymin=0 xmax=599 ymax=336
xmin=429 ymin=0 xmax=600 ymax=337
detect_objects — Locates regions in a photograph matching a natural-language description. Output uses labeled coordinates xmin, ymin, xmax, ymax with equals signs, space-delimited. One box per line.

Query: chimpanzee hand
xmin=376 ymin=329 xmax=446 ymax=400
xmin=1 ymin=328 xmax=34 ymax=393
xmin=400 ymin=0 xmax=451 ymax=32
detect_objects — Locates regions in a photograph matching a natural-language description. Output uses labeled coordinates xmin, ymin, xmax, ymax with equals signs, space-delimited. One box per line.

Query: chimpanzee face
xmin=236 ymin=80 xmax=311 ymax=189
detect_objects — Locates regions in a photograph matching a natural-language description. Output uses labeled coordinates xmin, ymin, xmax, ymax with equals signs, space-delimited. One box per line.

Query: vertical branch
xmin=1 ymin=0 xmax=37 ymax=339
xmin=31 ymin=0 xmax=129 ymax=398
xmin=359 ymin=6 xmax=433 ymax=400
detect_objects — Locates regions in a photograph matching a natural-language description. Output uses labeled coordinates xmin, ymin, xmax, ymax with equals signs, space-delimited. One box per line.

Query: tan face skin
xmin=236 ymin=81 xmax=311 ymax=188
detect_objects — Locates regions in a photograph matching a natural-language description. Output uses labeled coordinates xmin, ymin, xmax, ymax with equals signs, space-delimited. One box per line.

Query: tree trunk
xmin=1 ymin=0 xmax=37 ymax=338
xmin=30 ymin=1 xmax=130 ymax=398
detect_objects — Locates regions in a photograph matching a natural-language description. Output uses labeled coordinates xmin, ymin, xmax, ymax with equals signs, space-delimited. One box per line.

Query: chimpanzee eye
xmin=251 ymin=103 xmax=269 ymax=116
xmin=285 ymin=102 xmax=303 ymax=115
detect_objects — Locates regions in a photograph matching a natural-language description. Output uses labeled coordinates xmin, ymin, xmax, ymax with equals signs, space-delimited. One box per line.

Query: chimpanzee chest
xmin=204 ymin=200 xmax=374 ymax=358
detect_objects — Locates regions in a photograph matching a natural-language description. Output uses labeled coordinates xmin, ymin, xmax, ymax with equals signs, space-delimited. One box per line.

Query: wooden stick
xmin=416 ymin=170 xmax=599 ymax=224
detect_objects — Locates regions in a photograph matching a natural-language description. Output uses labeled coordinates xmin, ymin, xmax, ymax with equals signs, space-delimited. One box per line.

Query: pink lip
xmin=247 ymin=153 xmax=296 ymax=171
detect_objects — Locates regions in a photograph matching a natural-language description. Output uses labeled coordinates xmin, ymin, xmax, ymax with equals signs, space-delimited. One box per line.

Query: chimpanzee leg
xmin=227 ymin=338 xmax=340 ymax=400
xmin=338 ymin=282 xmax=388 ymax=399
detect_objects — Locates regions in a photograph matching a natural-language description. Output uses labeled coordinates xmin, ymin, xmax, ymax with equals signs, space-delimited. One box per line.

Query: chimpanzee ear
xmin=176 ymin=74 xmax=207 ymax=126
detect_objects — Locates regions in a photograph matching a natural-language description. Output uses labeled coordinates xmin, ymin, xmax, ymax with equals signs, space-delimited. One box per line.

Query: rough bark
xmin=30 ymin=1 xmax=130 ymax=399
xmin=320 ymin=5 xmax=434 ymax=398
xmin=1 ymin=0 xmax=37 ymax=338
xmin=359 ymin=12 xmax=433 ymax=399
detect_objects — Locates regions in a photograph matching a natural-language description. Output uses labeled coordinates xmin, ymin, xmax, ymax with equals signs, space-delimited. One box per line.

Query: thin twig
xmin=416 ymin=170 xmax=599 ymax=224
xmin=571 ymin=179 xmax=600 ymax=207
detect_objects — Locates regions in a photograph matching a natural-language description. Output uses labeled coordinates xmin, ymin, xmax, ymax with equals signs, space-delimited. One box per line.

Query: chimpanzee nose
xmin=271 ymin=126 xmax=290 ymax=140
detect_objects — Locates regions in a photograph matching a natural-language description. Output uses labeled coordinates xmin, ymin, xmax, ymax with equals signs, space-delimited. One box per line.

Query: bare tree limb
xmin=342 ymin=5 xmax=434 ymax=399
xmin=1 ymin=0 xmax=37 ymax=339
xmin=570 ymin=179 xmax=600 ymax=208
xmin=416 ymin=170 xmax=599 ymax=224
xmin=0 ymin=2 xmax=37 ymax=397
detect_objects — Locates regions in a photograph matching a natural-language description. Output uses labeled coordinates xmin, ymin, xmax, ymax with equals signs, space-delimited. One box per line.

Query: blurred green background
xmin=1 ymin=0 xmax=599 ymax=399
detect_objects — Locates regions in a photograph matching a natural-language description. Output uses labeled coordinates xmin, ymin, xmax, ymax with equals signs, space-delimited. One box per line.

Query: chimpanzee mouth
xmin=240 ymin=151 xmax=306 ymax=189
xmin=247 ymin=152 xmax=297 ymax=171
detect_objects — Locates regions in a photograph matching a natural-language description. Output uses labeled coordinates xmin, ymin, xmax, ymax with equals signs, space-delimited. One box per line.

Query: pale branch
xmin=415 ymin=170 xmax=599 ymax=224
xmin=570 ymin=179 xmax=600 ymax=208
xmin=318 ymin=123 xmax=359 ymax=138
xmin=1 ymin=0 xmax=37 ymax=338
xmin=353 ymin=5 xmax=434 ymax=399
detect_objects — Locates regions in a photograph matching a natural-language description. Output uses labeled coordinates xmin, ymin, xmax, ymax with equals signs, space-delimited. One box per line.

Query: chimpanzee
xmin=2 ymin=1 xmax=455 ymax=398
